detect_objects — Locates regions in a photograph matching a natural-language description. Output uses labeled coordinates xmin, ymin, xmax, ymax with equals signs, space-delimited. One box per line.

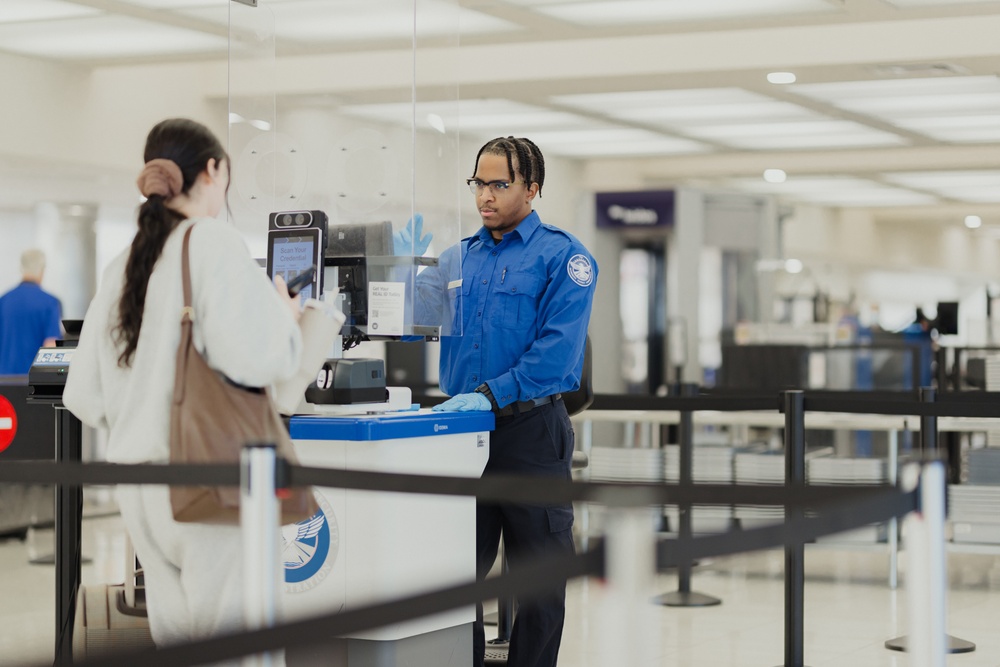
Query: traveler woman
xmin=64 ymin=118 xmax=302 ymax=656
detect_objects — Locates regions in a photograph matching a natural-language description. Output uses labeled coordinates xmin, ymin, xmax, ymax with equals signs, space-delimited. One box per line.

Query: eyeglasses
xmin=466 ymin=178 xmax=523 ymax=196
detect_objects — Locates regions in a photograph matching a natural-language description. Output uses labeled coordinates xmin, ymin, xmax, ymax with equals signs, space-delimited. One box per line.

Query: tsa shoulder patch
xmin=567 ymin=254 xmax=594 ymax=287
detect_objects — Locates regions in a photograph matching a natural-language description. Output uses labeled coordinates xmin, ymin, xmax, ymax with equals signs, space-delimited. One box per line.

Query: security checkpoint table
xmin=284 ymin=410 xmax=492 ymax=663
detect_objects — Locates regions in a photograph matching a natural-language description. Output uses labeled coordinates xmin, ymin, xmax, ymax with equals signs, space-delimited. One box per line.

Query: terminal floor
xmin=3 ymin=507 xmax=1000 ymax=666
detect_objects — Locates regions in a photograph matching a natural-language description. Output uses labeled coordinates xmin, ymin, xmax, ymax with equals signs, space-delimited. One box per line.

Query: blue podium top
xmin=289 ymin=410 xmax=495 ymax=441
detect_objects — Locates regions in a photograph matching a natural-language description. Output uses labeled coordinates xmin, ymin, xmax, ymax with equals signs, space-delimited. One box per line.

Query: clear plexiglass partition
xmin=228 ymin=0 xmax=464 ymax=341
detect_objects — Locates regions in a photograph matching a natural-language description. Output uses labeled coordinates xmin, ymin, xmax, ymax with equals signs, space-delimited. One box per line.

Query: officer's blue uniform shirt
xmin=417 ymin=210 xmax=597 ymax=409
xmin=0 ymin=282 xmax=62 ymax=375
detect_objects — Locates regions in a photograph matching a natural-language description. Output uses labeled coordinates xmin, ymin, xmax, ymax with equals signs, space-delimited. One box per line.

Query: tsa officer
xmin=430 ymin=136 xmax=598 ymax=667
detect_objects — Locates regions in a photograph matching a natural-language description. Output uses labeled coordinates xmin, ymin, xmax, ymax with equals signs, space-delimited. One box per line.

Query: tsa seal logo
xmin=283 ymin=493 xmax=339 ymax=593
xmin=567 ymin=254 xmax=593 ymax=287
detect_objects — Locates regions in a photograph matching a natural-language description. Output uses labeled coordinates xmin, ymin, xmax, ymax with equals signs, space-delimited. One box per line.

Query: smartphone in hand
xmin=285 ymin=265 xmax=317 ymax=297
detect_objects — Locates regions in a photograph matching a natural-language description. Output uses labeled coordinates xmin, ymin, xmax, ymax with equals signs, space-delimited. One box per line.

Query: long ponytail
xmin=114 ymin=118 xmax=228 ymax=367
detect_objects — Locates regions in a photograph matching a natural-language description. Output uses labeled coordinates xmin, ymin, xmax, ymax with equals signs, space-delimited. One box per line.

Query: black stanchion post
xmin=950 ymin=348 xmax=963 ymax=390
xmin=780 ymin=390 xmax=807 ymax=667
xmin=920 ymin=386 xmax=936 ymax=452
xmin=55 ymin=407 xmax=83 ymax=664
xmin=934 ymin=347 xmax=948 ymax=392
xmin=493 ymin=545 xmax=513 ymax=644
xmin=885 ymin=388 xmax=975 ymax=655
xmin=657 ymin=383 xmax=721 ymax=608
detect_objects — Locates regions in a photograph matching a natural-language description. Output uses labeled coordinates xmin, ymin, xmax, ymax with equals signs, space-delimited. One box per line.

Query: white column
xmin=34 ymin=201 xmax=97 ymax=319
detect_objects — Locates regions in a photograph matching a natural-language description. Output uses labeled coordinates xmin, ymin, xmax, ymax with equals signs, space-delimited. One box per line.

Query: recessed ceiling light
xmin=764 ymin=169 xmax=787 ymax=183
xmin=767 ymin=72 xmax=797 ymax=85
xmin=965 ymin=215 xmax=983 ymax=229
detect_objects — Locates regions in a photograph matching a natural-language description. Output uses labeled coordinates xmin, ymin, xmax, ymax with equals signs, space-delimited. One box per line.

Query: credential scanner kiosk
xmin=266 ymin=211 xmax=492 ymax=667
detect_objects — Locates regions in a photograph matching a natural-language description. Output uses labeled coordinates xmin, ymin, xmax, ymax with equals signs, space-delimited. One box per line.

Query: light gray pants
xmin=116 ymin=484 xmax=286 ymax=666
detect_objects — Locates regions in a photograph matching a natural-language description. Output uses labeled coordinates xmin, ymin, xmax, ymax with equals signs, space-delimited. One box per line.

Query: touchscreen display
xmin=268 ymin=230 xmax=321 ymax=301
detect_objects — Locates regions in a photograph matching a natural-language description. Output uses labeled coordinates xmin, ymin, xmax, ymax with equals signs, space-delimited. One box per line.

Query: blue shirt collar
xmin=472 ymin=210 xmax=540 ymax=247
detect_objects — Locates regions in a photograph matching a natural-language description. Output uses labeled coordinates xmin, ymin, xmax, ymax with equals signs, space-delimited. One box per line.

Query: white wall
xmin=1 ymin=52 xmax=226 ymax=174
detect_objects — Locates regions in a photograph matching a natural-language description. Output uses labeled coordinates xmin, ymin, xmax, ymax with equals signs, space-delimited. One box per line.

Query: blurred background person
xmin=0 ymin=249 xmax=62 ymax=375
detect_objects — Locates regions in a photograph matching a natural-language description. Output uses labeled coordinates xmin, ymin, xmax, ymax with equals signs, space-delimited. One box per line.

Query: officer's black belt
xmin=497 ymin=393 xmax=561 ymax=418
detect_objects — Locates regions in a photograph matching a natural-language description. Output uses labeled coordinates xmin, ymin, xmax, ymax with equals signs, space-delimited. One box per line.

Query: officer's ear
xmin=524 ymin=182 xmax=538 ymax=205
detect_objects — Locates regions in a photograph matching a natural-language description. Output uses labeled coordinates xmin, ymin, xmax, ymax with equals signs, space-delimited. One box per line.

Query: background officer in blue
xmin=0 ymin=249 xmax=62 ymax=375
xmin=427 ymin=136 xmax=598 ymax=667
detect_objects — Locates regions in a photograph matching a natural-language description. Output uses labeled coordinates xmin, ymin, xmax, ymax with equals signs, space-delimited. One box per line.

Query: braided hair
xmin=115 ymin=118 xmax=229 ymax=367
xmin=473 ymin=136 xmax=545 ymax=196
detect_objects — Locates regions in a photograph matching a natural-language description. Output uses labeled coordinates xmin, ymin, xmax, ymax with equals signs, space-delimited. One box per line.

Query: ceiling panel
xmin=891 ymin=113 xmax=1000 ymax=143
xmin=0 ymin=15 xmax=227 ymax=59
xmin=337 ymin=98 xmax=596 ymax=135
xmin=113 ymin=0 xmax=221 ymax=7
xmin=174 ymin=5 xmax=230 ymax=27
xmin=501 ymin=0 xmax=839 ymax=25
xmin=267 ymin=0 xmax=518 ymax=42
xmin=548 ymin=87 xmax=912 ymax=150
xmin=553 ymin=88 xmax=817 ymax=124
xmin=335 ymin=98 xmax=712 ymax=156
xmin=0 ymin=1 xmax=99 ymax=23
xmin=788 ymin=76 xmax=1000 ymax=145
xmin=684 ymin=120 xmax=909 ymax=150
xmin=882 ymin=170 xmax=1000 ymax=203
xmin=791 ymin=75 xmax=1000 ymax=97
xmin=730 ymin=176 xmax=940 ymax=207
xmin=524 ymin=128 xmax=710 ymax=156
xmin=884 ymin=0 xmax=1000 ymax=5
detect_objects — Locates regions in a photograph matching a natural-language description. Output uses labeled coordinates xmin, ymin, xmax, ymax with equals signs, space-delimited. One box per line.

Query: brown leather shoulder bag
xmin=169 ymin=224 xmax=318 ymax=525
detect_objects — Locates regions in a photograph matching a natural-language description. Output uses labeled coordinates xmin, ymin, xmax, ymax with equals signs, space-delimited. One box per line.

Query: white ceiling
xmin=2 ymin=0 xmax=999 ymax=221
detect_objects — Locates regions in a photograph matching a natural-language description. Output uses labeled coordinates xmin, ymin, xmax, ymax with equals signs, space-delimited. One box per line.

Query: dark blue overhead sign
xmin=595 ymin=190 xmax=674 ymax=229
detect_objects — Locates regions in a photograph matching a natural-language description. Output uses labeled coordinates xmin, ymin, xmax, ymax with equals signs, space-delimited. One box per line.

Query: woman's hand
xmin=273 ymin=274 xmax=303 ymax=323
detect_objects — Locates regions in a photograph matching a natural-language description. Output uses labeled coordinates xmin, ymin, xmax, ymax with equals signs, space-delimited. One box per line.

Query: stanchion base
xmin=655 ymin=591 xmax=722 ymax=607
xmin=884 ymin=634 xmax=976 ymax=653
xmin=485 ymin=639 xmax=509 ymax=666
xmin=28 ymin=553 xmax=92 ymax=566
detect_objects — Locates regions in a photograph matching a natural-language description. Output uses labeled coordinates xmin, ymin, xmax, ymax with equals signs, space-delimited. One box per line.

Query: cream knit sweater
xmin=64 ymin=217 xmax=302 ymax=464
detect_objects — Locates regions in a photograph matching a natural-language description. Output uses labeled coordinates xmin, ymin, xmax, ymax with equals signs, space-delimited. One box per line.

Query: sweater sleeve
xmin=188 ymin=222 xmax=303 ymax=388
xmin=63 ymin=257 xmax=125 ymax=430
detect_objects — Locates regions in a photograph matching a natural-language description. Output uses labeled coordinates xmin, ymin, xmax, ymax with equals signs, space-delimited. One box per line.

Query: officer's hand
xmin=393 ymin=214 xmax=433 ymax=256
xmin=432 ymin=392 xmax=492 ymax=412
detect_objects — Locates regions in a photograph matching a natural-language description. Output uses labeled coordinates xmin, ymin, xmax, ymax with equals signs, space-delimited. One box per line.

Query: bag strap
xmin=172 ymin=224 xmax=197 ymax=405
xmin=181 ymin=224 xmax=195 ymax=316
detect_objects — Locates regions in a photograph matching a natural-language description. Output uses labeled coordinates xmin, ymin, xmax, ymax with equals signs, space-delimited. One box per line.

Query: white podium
xmin=283 ymin=409 xmax=492 ymax=667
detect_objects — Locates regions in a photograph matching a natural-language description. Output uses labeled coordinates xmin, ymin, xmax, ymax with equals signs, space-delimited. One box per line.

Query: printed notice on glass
xmin=367 ymin=282 xmax=405 ymax=336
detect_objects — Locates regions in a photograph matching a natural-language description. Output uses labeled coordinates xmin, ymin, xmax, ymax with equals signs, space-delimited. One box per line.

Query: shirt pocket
xmin=444 ymin=280 xmax=467 ymax=335
xmin=491 ymin=274 xmax=542 ymax=330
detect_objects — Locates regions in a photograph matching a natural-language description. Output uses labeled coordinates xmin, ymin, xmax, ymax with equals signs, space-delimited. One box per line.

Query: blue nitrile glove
xmin=432 ymin=392 xmax=492 ymax=412
xmin=393 ymin=214 xmax=433 ymax=256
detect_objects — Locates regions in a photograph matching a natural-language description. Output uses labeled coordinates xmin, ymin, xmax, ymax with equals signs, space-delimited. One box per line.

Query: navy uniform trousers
xmin=473 ymin=397 xmax=575 ymax=667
